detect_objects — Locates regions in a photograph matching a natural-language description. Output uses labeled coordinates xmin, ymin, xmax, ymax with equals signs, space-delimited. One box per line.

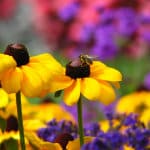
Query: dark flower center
xmin=4 ymin=43 xmax=30 ymax=66
xmin=66 ymin=57 xmax=90 ymax=79
xmin=6 ymin=115 xmax=18 ymax=132
xmin=54 ymin=133 xmax=73 ymax=150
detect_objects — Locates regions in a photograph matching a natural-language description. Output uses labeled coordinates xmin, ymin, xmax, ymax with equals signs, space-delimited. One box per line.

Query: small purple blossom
xmin=58 ymin=2 xmax=79 ymax=21
xmin=84 ymin=123 xmax=100 ymax=137
xmin=123 ymin=113 xmax=138 ymax=126
xmin=37 ymin=119 xmax=78 ymax=142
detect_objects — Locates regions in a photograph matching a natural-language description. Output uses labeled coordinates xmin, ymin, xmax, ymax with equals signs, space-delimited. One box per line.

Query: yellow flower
xmin=0 ymin=88 xmax=9 ymax=108
xmin=0 ymin=97 xmax=75 ymax=149
xmin=116 ymin=91 xmax=150 ymax=125
xmin=0 ymin=129 xmax=20 ymax=144
xmin=0 ymin=92 xmax=75 ymax=124
xmin=25 ymin=132 xmax=62 ymax=150
xmin=49 ymin=56 xmax=122 ymax=106
xmin=0 ymin=44 xmax=62 ymax=97
xmin=0 ymin=129 xmax=58 ymax=150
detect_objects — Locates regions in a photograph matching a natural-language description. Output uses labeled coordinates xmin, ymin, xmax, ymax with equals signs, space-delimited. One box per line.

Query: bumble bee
xmin=79 ymin=54 xmax=97 ymax=65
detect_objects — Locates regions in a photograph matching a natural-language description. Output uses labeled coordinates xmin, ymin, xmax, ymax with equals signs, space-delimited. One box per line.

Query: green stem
xmin=16 ymin=91 xmax=26 ymax=150
xmin=77 ymin=96 xmax=84 ymax=147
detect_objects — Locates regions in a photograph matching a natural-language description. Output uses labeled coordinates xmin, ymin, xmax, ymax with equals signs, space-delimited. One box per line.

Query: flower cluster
xmin=29 ymin=0 xmax=150 ymax=59
xmin=0 ymin=43 xmax=122 ymax=150
xmin=83 ymin=113 xmax=150 ymax=150
xmin=29 ymin=113 xmax=150 ymax=150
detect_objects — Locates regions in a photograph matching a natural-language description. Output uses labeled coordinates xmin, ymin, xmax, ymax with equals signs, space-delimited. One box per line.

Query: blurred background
xmin=0 ymin=0 xmax=150 ymax=96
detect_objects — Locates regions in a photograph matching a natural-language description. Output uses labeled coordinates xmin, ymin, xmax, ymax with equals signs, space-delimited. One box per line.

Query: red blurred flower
xmin=0 ymin=0 xmax=18 ymax=19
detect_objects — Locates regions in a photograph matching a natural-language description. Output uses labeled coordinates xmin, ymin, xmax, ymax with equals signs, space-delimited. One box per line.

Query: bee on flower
xmin=48 ymin=54 xmax=122 ymax=106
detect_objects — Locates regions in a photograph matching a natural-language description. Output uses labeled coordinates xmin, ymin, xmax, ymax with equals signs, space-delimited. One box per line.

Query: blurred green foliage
xmin=106 ymin=55 xmax=150 ymax=96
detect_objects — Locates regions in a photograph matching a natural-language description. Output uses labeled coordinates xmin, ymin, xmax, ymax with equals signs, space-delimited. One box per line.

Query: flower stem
xmin=77 ymin=96 xmax=84 ymax=147
xmin=16 ymin=91 xmax=26 ymax=150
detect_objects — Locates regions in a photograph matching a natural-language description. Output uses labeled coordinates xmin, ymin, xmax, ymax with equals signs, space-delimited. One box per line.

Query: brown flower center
xmin=54 ymin=133 xmax=73 ymax=150
xmin=6 ymin=115 xmax=18 ymax=132
xmin=4 ymin=43 xmax=29 ymax=66
xmin=66 ymin=57 xmax=90 ymax=79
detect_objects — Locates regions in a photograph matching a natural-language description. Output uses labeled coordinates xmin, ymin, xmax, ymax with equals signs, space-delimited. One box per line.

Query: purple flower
xmin=84 ymin=122 xmax=100 ymax=136
xmin=37 ymin=119 xmax=78 ymax=142
xmin=126 ymin=126 xmax=150 ymax=149
xmin=82 ymin=138 xmax=111 ymax=150
xmin=116 ymin=7 xmax=139 ymax=37
xmin=123 ymin=113 xmax=138 ymax=126
xmin=58 ymin=2 xmax=79 ymax=21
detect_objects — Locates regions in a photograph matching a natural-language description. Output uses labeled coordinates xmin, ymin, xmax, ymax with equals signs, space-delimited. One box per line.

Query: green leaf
xmin=1 ymin=139 xmax=18 ymax=150
xmin=0 ymin=117 xmax=6 ymax=132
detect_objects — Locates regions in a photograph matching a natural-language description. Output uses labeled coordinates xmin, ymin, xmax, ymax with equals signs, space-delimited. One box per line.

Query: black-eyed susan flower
xmin=0 ymin=43 xmax=62 ymax=97
xmin=0 ymin=94 xmax=75 ymax=149
xmin=48 ymin=54 xmax=122 ymax=146
xmin=0 ymin=43 xmax=63 ymax=150
xmin=0 ymin=92 xmax=75 ymax=125
xmin=116 ymin=91 xmax=150 ymax=126
xmin=49 ymin=55 xmax=122 ymax=106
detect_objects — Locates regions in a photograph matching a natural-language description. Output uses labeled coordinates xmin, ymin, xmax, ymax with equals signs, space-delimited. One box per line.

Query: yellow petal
xmin=21 ymin=66 xmax=43 ymax=97
xmin=140 ymin=109 xmax=150 ymax=127
xmin=23 ymin=119 xmax=46 ymax=131
xmin=99 ymin=120 xmax=109 ymax=132
xmin=30 ymin=53 xmax=63 ymax=73
xmin=0 ymin=88 xmax=9 ymax=108
xmin=25 ymin=132 xmax=62 ymax=150
xmin=115 ymin=92 xmax=146 ymax=114
xmin=90 ymin=61 xmax=106 ymax=77
xmin=123 ymin=145 xmax=135 ymax=150
xmin=49 ymin=75 xmax=73 ymax=93
xmin=0 ymin=54 xmax=16 ymax=73
xmin=64 ymin=79 xmax=81 ymax=106
xmin=81 ymin=78 xmax=101 ymax=100
xmin=27 ymin=62 xmax=51 ymax=88
xmin=1 ymin=67 xmax=22 ymax=93
xmin=98 ymin=81 xmax=116 ymax=105
xmin=0 ymin=131 xmax=19 ymax=143
xmin=66 ymin=136 xmax=94 ymax=150
xmin=95 ymin=67 xmax=122 ymax=82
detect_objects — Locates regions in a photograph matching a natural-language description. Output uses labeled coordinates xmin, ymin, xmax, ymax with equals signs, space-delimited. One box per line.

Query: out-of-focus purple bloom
xmin=58 ymin=2 xmax=79 ymax=21
xmin=30 ymin=0 xmax=150 ymax=59
xmin=92 ymin=41 xmax=118 ymax=60
xmin=84 ymin=123 xmax=100 ymax=136
xmin=82 ymin=137 xmax=112 ymax=150
xmin=116 ymin=8 xmax=139 ymax=37
xmin=82 ymin=113 xmax=150 ymax=150
xmin=37 ymin=119 xmax=78 ymax=142
xmin=92 ymin=25 xmax=118 ymax=60
xmin=126 ymin=126 xmax=150 ymax=149
xmin=123 ymin=113 xmax=138 ymax=126
xmin=143 ymin=72 xmax=150 ymax=90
